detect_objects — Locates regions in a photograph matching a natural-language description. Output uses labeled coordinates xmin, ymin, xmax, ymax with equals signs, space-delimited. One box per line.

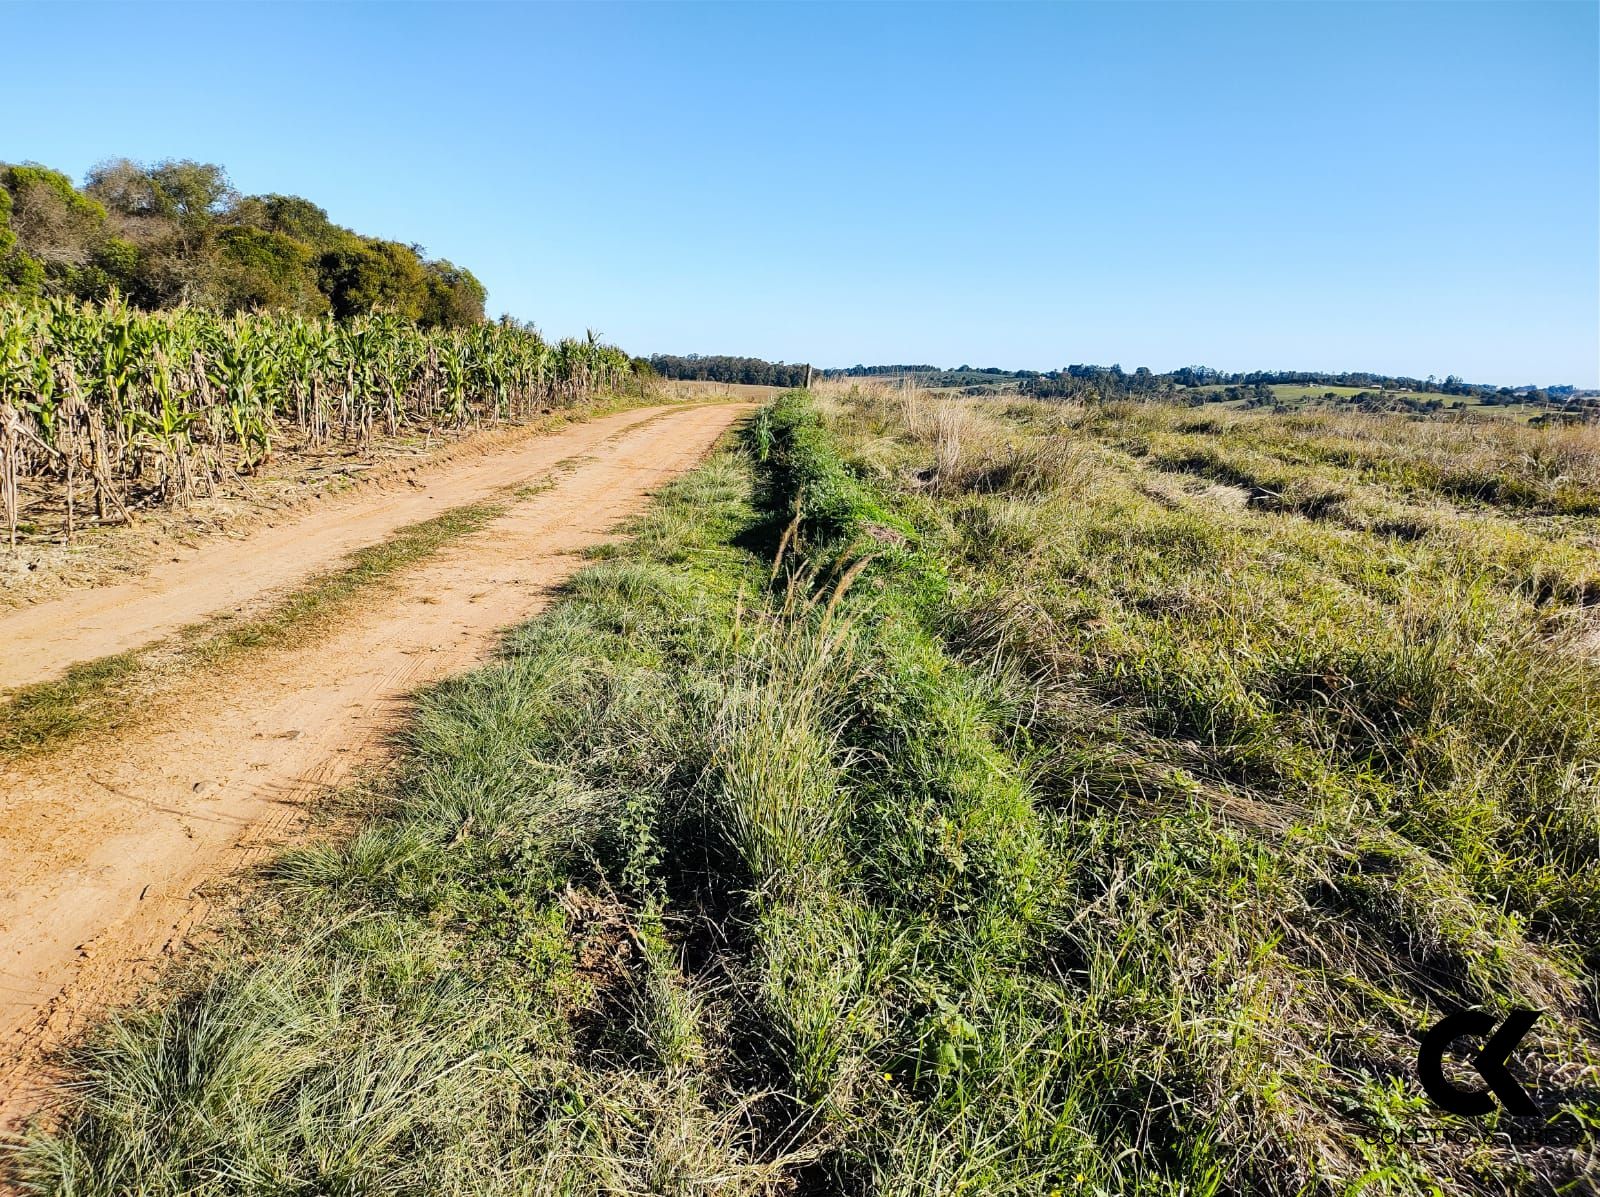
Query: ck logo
xmin=1417 ymin=1008 xmax=1540 ymax=1117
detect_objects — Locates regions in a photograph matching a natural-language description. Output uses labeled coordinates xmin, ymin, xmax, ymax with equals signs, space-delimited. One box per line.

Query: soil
xmin=0 ymin=400 xmax=746 ymax=1129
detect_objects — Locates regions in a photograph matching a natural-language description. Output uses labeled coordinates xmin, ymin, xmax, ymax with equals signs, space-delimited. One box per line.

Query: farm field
xmin=6 ymin=385 xmax=1595 ymax=1194
xmin=0 ymin=299 xmax=648 ymax=601
xmin=823 ymin=378 xmax=1581 ymax=425
xmin=1185 ymin=382 xmax=1553 ymax=419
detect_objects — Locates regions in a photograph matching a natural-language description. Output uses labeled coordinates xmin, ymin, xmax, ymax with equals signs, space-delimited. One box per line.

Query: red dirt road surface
xmin=0 ymin=400 xmax=745 ymax=1128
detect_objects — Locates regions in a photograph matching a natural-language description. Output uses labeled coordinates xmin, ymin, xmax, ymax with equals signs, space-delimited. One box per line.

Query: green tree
xmin=231 ymin=193 xmax=344 ymax=249
xmin=77 ymin=236 xmax=141 ymax=300
xmin=85 ymin=158 xmax=235 ymax=305
xmin=213 ymin=226 xmax=328 ymax=314
xmin=84 ymin=158 xmax=163 ymax=219
xmin=318 ymin=238 xmax=430 ymax=320
xmin=0 ymin=164 xmax=109 ymax=296
xmin=0 ymin=183 xmax=40 ymax=295
xmin=93 ymin=159 xmax=234 ymax=242
xmin=419 ymin=259 xmax=487 ymax=327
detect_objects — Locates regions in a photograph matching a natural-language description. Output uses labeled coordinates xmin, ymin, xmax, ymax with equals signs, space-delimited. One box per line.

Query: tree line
xmin=827 ymin=363 xmax=943 ymax=377
xmin=651 ymin=354 xmax=1584 ymax=407
xmin=1019 ymin=365 xmax=1577 ymax=406
xmin=1 ymin=158 xmax=486 ymax=327
xmin=815 ymin=361 xmax=1577 ymax=405
xmin=647 ymin=353 xmax=811 ymax=388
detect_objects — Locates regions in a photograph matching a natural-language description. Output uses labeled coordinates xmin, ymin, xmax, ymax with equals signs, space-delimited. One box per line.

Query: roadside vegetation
xmin=0 ymin=298 xmax=642 ymax=545
xmin=10 ymin=388 xmax=1597 ymax=1195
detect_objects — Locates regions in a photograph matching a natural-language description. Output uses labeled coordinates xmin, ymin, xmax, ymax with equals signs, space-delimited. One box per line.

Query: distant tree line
xmin=824 ymin=364 xmax=1046 ymax=390
xmin=815 ymin=360 xmax=1587 ymax=411
xmin=0 ymin=158 xmax=486 ymax=327
xmin=1019 ymin=365 xmax=1177 ymax=401
xmin=648 ymin=354 xmax=811 ymax=388
xmin=1022 ymin=366 xmax=1582 ymax=407
xmin=1036 ymin=364 xmax=1583 ymax=403
xmin=1165 ymin=366 xmax=1487 ymax=396
xmin=829 ymin=364 xmax=943 ymax=377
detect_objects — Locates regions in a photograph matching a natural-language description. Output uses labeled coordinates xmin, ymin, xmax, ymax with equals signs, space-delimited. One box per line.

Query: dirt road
xmin=0 ymin=401 xmax=744 ymax=1127
xmin=1 ymin=403 xmax=716 ymax=694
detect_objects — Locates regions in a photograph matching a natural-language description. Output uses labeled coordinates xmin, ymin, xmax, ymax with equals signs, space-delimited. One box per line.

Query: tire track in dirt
xmin=0 ymin=401 xmax=746 ymax=1128
xmin=0 ymin=402 xmax=700 ymax=695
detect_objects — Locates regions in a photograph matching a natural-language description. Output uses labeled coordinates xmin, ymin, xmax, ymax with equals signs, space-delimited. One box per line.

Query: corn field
xmin=0 ymin=297 xmax=639 ymax=545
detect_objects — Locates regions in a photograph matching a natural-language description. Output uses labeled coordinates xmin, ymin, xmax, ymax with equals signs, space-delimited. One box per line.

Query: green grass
xmin=8 ymin=392 xmax=1598 ymax=1195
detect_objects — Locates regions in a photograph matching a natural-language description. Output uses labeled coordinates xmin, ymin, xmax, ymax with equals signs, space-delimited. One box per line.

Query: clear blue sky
xmin=4 ymin=1 xmax=1596 ymax=386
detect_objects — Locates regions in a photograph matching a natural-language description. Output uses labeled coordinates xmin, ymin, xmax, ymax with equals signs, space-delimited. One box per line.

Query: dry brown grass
xmin=658 ymin=379 xmax=786 ymax=402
